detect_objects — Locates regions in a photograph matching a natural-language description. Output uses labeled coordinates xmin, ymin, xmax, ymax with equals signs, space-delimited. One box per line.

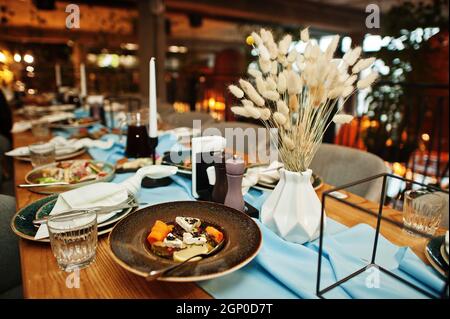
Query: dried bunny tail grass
xmin=259 ymin=57 xmax=271 ymax=74
xmin=286 ymin=70 xmax=302 ymax=95
xmin=278 ymin=34 xmax=292 ymax=55
xmin=266 ymin=77 xmax=277 ymax=91
xmin=303 ymin=42 xmax=314 ymax=60
xmin=341 ymin=85 xmax=354 ymax=98
xmin=344 ymin=74 xmax=357 ymax=87
xmin=325 ymin=35 xmax=340 ymax=59
xmin=277 ymin=72 xmax=287 ymax=93
xmin=228 ymin=85 xmax=244 ymax=99
xmin=239 ymin=79 xmax=265 ymax=106
xmin=241 ymin=99 xmax=254 ymax=107
xmin=343 ymin=46 xmax=362 ymax=66
xmin=352 ymin=57 xmax=376 ymax=74
xmin=333 ymin=114 xmax=354 ymax=124
xmin=231 ymin=106 xmax=250 ymax=118
xmin=251 ymin=32 xmax=263 ymax=46
xmin=357 ymin=71 xmax=378 ymax=89
xmin=259 ymin=108 xmax=271 ymax=121
xmin=270 ymin=60 xmax=278 ymax=75
xmin=262 ymin=90 xmax=280 ymax=101
xmin=258 ymin=43 xmax=271 ymax=61
xmin=260 ymin=28 xmax=274 ymax=44
xmin=277 ymin=54 xmax=287 ymax=67
xmin=268 ymin=42 xmax=279 ymax=60
xmin=276 ymin=100 xmax=290 ymax=115
xmin=283 ymin=135 xmax=295 ymax=150
xmin=255 ymin=76 xmax=267 ymax=95
xmin=244 ymin=105 xmax=262 ymax=119
xmin=287 ymin=49 xmax=297 ymax=63
xmin=273 ymin=112 xmax=287 ymax=126
xmin=248 ymin=68 xmax=262 ymax=78
xmin=328 ymin=86 xmax=344 ymax=99
xmin=300 ymin=27 xmax=310 ymax=42
xmin=289 ymin=94 xmax=299 ymax=112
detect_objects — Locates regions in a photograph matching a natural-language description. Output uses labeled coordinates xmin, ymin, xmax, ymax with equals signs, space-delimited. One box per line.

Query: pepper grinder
xmin=224 ymin=155 xmax=245 ymax=212
xmin=211 ymin=151 xmax=229 ymax=204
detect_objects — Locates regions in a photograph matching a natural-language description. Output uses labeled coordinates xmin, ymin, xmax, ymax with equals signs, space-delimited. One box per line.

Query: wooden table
xmin=11 ymin=130 xmax=438 ymax=299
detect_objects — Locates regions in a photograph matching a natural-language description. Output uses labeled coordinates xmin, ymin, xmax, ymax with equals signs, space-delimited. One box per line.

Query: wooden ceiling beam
xmin=165 ymin=0 xmax=368 ymax=33
xmin=0 ymin=26 xmax=135 ymax=47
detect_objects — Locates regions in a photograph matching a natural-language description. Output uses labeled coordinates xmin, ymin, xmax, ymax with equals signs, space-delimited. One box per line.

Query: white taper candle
xmin=149 ymin=57 xmax=158 ymax=138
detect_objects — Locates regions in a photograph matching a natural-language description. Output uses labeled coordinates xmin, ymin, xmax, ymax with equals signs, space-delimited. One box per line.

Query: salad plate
xmin=11 ymin=194 xmax=137 ymax=242
xmin=15 ymin=147 xmax=86 ymax=162
xmin=24 ymin=160 xmax=115 ymax=194
xmin=49 ymin=117 xmax=100 ymax=129
xmin=109 ymin=201 xmax=262 ymax=282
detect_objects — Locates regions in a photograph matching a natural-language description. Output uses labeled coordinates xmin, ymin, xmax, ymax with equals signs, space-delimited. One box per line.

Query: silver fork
xmin=32 ymin=198 xmax=138 ymax=225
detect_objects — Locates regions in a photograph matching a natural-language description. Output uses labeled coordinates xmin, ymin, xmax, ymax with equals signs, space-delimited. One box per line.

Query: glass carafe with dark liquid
xmin=120 ymin=110 xmax=152 ymax=158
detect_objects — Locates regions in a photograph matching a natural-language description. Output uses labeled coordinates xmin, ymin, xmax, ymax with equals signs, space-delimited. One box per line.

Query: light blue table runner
xmin=76 ymin=132 xmax=446 ymax=299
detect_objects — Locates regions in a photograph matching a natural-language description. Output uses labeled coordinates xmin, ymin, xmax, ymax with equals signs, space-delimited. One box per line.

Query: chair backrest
xmin=0 ymin=194 xmax=21 ymax=294
xmin=202 ymin=121 xmax=270 ymax=163
xmin=310 ymin=143 xmax=388 ymax=202
xmin=164 ymin=111 xmax=215 ymax=128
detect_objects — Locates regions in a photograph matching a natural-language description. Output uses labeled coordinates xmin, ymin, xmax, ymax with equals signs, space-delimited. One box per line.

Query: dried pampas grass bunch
xmin=229 ymin=28 xmax=378 ymax=172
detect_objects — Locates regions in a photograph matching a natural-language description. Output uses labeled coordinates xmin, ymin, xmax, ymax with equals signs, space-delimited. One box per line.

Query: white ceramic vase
xmin=261 ymin=168 xmax=325 ymax=244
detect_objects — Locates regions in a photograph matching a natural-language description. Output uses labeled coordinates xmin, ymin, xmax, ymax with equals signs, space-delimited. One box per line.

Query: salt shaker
xmin=211 ymin=152 xmax=233 ymax=204
xmin=224 ymin=155 xmax=245 ymax=212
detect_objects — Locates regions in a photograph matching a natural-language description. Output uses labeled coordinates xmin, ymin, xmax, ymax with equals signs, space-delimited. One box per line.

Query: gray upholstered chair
xmin=310 ymin=143 xmax=389 ymax=202
xmin=0 ymin=194 xmax=22 ymax=299
xmin=163 ymin=111 xmax=215 ymax=128
xmin=202 ymin=121 xmax=271 ymax=164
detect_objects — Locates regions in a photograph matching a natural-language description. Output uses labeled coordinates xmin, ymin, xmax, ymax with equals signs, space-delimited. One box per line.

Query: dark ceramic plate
xmin=425 ymin=236 xmax=448 ymax=278
xmin=11 ymin=194 xmax=130 ymax=242
xmin=108 ymin=201 xmax=262 ymax=282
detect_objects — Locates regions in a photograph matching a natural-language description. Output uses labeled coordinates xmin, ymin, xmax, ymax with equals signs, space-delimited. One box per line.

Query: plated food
xmin=25 ymin=160 xmax=115 ymax=194
xmin=32 ymin=160 xmax=108 ymax=184
xmin=147 ymin=217 xmax=224 ymax=262
xmin=109 ymin=201 xmax=262 ymax=281
xmin=116 ymin=158 xmax=153 ymax=173
xmin=50 ymin=117 xmax=99 ymax=129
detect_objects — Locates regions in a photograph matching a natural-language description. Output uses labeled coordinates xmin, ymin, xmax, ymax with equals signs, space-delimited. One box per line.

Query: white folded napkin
xmin=34 ymin=165 xmax=178 ymax=240
xmin=242 ymin=161 xmax=284 ymax=194
xmin=11 ymin=112 xmax=75 ymax=133
xmin=34 ymin=183 xmax=128 ymax=240
xmin=5 ymin=136 xmax=114 ymax=157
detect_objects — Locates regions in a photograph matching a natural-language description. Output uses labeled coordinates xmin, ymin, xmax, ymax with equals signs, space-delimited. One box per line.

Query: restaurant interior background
xmin=0 ymin=0 xmax=449 ymax=196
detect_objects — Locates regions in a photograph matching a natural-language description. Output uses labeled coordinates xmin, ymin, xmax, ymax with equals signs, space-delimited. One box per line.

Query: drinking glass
xmin=119 ymin=109 xmax=151 ymax=158
xmin=403 ymin=189 xmax=444 ymax=236
xmin=29 ymin=142 xmax=56 ymax=168
xmin=31 ymin=119 xmax=50 ymax=141
xmin=47 ymin=210 xmax=98 ymax=272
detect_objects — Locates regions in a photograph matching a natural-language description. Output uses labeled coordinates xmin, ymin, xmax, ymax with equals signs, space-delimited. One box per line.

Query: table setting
xmin=7 ymin=27 xmax=448 ymax=300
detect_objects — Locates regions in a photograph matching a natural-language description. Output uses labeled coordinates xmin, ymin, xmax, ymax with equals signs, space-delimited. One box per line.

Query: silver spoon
xmin=145 ymin=240 xmax=225 ymax=281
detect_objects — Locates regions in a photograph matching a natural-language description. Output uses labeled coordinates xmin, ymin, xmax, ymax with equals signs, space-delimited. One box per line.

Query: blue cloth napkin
xmin=85 ymin=134 xmax=445 ymax=299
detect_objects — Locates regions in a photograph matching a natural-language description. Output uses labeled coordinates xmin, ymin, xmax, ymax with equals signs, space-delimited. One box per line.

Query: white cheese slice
xmin=176 ymin=216 xmax=201 ymax=233
xmin=183 ymin=232 xmax=207 ymax=245
xmin=163 ymin=233 xmax=185 ymax=249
